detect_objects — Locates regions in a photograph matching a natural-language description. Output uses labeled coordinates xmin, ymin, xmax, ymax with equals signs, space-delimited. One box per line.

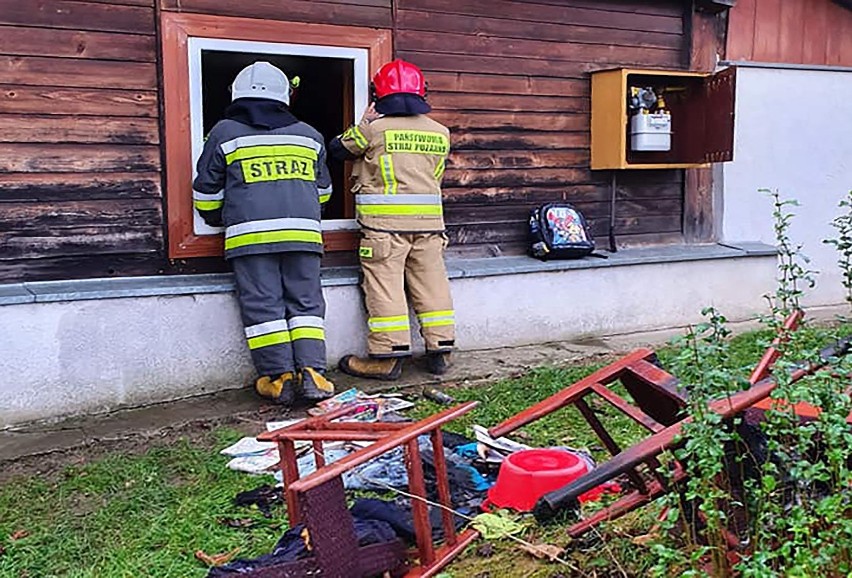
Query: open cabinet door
xmin=702 ymin=66 xmax=737 ymax=163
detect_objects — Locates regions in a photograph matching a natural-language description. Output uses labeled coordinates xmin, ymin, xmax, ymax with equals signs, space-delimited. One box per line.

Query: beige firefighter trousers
xmin=359 ymin=231 xmax=455 ymax=357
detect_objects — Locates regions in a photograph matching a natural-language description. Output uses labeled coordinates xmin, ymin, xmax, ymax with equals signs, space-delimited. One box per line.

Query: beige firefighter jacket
xmin=339 ymin=114 xmax=450 ymax=232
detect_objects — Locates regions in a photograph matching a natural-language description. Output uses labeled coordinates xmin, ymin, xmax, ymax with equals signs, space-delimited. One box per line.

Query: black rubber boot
xmin=426 ymin=352 xmax=451 ymax=376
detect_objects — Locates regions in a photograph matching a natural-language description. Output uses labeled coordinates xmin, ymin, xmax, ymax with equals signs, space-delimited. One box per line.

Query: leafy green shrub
xmin=652 ymin=190 xmax=852 ymax=577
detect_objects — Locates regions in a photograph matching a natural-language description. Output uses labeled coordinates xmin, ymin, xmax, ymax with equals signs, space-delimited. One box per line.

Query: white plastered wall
xmin=721 ymin=65 xmax=852 ymax=307
xmin=1 ymin=254 xmax=775 ymax=426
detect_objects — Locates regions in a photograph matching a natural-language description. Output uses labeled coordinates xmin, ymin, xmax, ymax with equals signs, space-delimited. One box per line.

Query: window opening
xmin=188 ymin=38 xmax=368 ymax=235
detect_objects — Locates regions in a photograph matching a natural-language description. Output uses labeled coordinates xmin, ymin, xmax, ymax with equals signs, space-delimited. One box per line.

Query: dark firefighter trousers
xmin=231 ymin=252 xmax=326 ymax=377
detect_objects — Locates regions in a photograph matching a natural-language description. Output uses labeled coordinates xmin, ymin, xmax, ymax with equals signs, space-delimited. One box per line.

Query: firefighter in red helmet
xmin=329 ymin=59 xmax=455 ymax=380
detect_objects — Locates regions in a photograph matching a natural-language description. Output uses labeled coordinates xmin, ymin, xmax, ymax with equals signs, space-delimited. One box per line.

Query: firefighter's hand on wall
xmin=361 ymin=102 xmax=381 ymax=124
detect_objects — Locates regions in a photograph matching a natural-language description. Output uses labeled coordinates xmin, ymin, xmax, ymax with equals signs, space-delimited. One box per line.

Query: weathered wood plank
xmin=0 ymin=86 xmax=157 ymax=117
xmin=450 ymin=131 xmax=588 ymax=151
xmin=0 ymin=172 xmax=161 ymax=201
xmin=778 ymin=0 xmax=805 ymax=64
xmin=0 ymin=253 xmax=171 ymax=283
xmin=397 ymin=9 xmax=682 ymax=50
xmin=0 ymin=56 xmax=156 ymax=90
xmin=433 ymin=111 xmax=588 ymax=133
xmin=842 ymin=13 xmax=852 ymax=69
xmin=802 ymin=0 xmax=829 ymax=65
xmin=397 ymin=30 xmax=683 ymax=68
xmin=447 ymin=211 xmax=680 ymax=247
xmin=725 ymin=0 xmax=756 ymax=61
xmin=446 ymin=231 xmax=682 ymax=258
xmin=400 ymin=51 xmax=682 ymax=79
xmin=160 ymin=0 xmax=389 ymax=7
xmin=0 ymin=227 xmax=163 ymax=260
xmin=509 ymin=0 xmax=681 ymax=17
xmin=443 ymin=185 xmax=604 ymax=204
xmin=445 ymin=213 xmax=681 ymax=244
xmin=728 ymin=0 xmax=852 ymax=67
xmin=397 ymin=0 xmax=683 ymax=33
xmin=0 ymin=0 xmax=155 ymax=35
xmin=683 ymin=8 xmax=724 ymax=244
xmin=444 ymin=198 xmax=682 ymax=223
xmin=448 ymin=150 xmax=589 ymax=170
xmin=0 ymin=26 xmax=155 ymax=61
xmin=160 ymin=0 xmax=391 ymax=28
xmin=443 ymin=167 xmax=590 ymax=188
xmin=430 ymin=92 xmax=587 ymax=113
xmin=0 ymin=115 xmax=159 ymax=145
xmin=78 ymin=0 xmax=153 ymax=6
xmin=826 ymin=1 xmax=852 ymax=67
xmin=426 ymin=73 xmax=588 ymax=97
xmin=0 ymin=144 xmax=160 ymax=173
xmin=442 ymin=181 xmax=682 ymax=204
xmin=752 ymin=0 xmax=782 ymax=62
xmin=0 ymin=199 xmax=163 ymax=231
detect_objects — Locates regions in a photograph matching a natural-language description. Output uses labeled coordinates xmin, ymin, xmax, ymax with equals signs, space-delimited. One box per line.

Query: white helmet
xmin=231 ymin=61 xmax=290 ymax=105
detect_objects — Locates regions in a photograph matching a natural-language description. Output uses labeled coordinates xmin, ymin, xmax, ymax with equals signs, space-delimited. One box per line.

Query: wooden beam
xmin=684 ymin=3 xmax=726 ymax=243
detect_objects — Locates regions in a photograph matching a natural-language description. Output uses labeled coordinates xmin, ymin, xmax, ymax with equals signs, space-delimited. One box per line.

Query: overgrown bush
xmin=652 ymin=190 xmax=852 ymax=577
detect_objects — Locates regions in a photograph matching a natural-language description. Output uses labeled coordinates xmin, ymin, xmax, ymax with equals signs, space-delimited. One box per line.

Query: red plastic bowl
xmin=484 ymin=449 xmax=589 ymax=512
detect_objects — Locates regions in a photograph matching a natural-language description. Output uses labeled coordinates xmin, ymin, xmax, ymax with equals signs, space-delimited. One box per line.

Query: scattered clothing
xmin=207 ymin=516 xmax=398 ymax=576
xmin=351 ymin=498 xmax=466 ymax=543
xmin=471 ymin=512 xmax=525 ymax=540
xmin=233 ymin=485 xmax=283 ymax=518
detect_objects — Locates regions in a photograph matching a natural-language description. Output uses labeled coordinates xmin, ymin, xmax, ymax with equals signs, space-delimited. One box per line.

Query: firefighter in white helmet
xmin=330 ymin=59 xmax=455 ymax=381
xmin=193 ymin=61 xmax=335 ymax=405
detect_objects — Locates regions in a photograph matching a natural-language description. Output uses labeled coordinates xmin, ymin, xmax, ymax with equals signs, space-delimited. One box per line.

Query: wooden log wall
xmin=727 ymin=0 xmax=852 ymax=67
xmin=162 ymin=0 xmax=690 ymax=254
xmin=1 ymin=0 xmax=690 ymax=282
xmin=396 ymin=0 xmax=689 ymax=253
xmin=0 ymin=0 xmax=164 ymax=282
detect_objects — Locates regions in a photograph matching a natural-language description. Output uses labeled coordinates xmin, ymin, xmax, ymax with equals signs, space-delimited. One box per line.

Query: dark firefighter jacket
xmin=193 ymin=100 xmax=332 ymax=259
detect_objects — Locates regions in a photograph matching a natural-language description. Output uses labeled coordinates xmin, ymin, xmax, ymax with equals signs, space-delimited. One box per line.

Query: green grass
xmin=1 ymin=321 xmax=849 ymax=578
xmin=0 ymin=430 xmax=286 ymax=578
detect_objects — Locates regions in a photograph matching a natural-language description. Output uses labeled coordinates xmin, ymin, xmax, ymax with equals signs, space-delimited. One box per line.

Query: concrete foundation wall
xmin=721 ymin=65 xmax=852 ymax=308
xmin=1 ymin=250 xmax=775 ymax=426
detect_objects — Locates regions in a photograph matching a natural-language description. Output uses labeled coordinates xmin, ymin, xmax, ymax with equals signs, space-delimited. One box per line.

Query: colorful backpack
xmin=529 ymin=203 xmax=599 ymax=260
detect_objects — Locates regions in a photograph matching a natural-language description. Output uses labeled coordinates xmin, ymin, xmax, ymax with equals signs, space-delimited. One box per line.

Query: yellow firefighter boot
xmin=300 ymin=367 xmax=335 ymax=402
xmin=338 ymin=355 xmax=404 ymax=381
xmin=255 ymin=372 xmax=296 ymax=405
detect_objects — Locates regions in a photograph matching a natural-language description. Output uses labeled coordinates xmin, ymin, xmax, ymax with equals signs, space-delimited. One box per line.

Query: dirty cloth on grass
xmin=351 ymin=497 xmax=469 ymax=543
xmin=290 ymin=434 xmax=492 ymax=507
xmin=210 ymin=497 xmax=465 ymax=576
xmin=207 ymin=515 xmax=398 ymax=576
xmin=233 ymin=484 xmax=283 ymax=518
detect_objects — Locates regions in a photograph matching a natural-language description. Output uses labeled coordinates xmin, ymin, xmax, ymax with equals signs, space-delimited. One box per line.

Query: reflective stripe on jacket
xmin=337 ymin=114 xmax=449 ymax=233
xmin=193 ymin=119 xmax=332 ymax=259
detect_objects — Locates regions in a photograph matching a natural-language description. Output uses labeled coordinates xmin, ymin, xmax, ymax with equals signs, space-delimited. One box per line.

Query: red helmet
xmin=372 ymin=59 xmax=426 ymax=99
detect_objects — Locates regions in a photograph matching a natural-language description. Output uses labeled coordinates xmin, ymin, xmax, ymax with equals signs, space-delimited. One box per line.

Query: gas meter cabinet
xmin=590 ymin=66 xmax=737 ymax=170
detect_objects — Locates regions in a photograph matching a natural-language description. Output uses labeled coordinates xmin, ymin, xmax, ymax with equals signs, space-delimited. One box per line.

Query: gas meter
xmin=628 ymin=86 xmax=671 ymax=152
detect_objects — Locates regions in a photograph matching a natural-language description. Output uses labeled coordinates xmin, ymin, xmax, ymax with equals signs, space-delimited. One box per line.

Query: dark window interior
xmin=201 ymin=50 xmax=354 ymax=220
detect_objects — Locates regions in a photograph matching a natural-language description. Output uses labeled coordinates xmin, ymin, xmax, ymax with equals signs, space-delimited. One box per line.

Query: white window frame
xmin=187 ymin=37 xmax=368 ymax=235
